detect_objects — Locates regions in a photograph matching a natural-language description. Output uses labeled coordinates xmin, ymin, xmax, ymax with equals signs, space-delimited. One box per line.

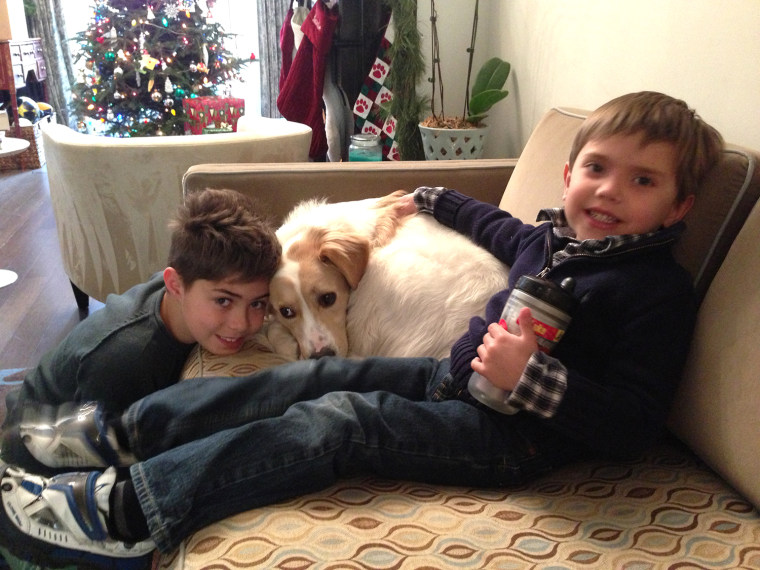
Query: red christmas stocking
xmin=277 ymin=1 xmax=339 ymax=160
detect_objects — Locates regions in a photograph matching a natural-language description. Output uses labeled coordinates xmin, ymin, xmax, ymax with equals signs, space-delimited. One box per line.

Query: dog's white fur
xmin=269 ymin=192 xmax=510 ymax=360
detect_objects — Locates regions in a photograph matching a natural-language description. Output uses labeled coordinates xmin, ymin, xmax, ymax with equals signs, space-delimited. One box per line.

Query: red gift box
xmin=182 ymin=97 xmax=245 ymax=135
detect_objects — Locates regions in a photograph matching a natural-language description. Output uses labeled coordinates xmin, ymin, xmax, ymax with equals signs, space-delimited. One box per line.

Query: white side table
xmin=0 ymin=136 xmax=31 ymax=288
xmin=0 ymin=136 xmax=31 ymax=157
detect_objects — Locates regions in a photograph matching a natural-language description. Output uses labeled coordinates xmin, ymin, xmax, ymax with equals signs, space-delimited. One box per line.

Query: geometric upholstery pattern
xmin=165 ymin=342 xmax=760 ymax=569
xmin=158 ymin=439 xmax=760 ymax=569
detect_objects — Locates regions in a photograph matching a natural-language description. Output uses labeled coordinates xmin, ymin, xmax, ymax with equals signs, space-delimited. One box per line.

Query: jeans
xmin=122 ymin=357 xmax=556 ymax=553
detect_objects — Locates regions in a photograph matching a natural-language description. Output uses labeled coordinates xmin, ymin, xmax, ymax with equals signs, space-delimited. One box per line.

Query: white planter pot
xmin=418 ymin=123 xmax=490 ymax=160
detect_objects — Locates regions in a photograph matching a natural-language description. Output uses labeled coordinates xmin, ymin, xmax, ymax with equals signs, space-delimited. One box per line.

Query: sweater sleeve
xmin=425 ymin=188 xmax=541 ymax=268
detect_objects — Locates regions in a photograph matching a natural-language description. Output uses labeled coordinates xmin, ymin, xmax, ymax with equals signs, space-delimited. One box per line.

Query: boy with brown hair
xmin=1 ymin=188 xmax=280 ymax=469
xmin=0 ymin=92 xmax=725 ymax=566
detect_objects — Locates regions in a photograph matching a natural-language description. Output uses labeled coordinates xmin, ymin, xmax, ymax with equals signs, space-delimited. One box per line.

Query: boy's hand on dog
xmin=471 ymin=307 xmax=538 ymax=391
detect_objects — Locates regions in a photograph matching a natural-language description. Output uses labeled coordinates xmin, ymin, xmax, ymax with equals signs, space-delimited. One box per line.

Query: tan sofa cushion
xmin=180 ymin=330 xmax=295 ymax=379
xmin=669 ymin=199 xmax=760 ymax=510
xmin=157 ymin=440 xmax=759 ymax=569
xmin=182 ymin=159 xmax=516 ymax=225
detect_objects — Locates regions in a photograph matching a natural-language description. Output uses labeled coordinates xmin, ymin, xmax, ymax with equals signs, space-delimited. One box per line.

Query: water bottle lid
xmin=515 ymin=275 xmax=578 ymax=314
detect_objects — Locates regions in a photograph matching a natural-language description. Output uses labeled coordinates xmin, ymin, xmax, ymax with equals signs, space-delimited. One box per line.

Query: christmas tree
xmin=71 ymin=0 xmax=247 ymax=137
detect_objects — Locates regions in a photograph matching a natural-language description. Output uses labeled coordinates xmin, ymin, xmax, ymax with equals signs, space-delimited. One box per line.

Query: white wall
xmin=421 ymin=0 xmax=760 ymax=158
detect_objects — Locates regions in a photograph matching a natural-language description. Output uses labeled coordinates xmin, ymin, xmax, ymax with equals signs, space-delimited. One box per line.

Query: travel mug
xmin=468 ymin=275 xmax=577 ymax=414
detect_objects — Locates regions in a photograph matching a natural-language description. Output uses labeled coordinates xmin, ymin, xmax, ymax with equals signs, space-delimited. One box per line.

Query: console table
xmin=0 ymin=38 xmax=47 ymax=136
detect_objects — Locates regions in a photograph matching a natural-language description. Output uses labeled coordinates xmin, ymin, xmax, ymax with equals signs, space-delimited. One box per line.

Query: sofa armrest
xmin=182 ymin=159 xmax=516 ymax=224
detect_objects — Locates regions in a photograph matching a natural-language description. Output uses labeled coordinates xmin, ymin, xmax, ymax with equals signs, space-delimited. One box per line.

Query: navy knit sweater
xmin=433 ymin=190 xmax=696 ymax=458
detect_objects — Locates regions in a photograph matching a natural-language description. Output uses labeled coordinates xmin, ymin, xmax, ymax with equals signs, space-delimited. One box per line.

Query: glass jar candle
xmin=348 ymin=134 xmax=382 ymax=161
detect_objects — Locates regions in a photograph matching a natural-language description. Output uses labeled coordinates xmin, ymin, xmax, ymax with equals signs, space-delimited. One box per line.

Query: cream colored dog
xmin=268 ymin=191 xmax=509 ymax=360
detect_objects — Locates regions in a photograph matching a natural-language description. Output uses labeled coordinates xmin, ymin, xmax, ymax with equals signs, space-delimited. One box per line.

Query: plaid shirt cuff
xmin=412 ymin=186 xmax=448 ymax=214
xmin=508 ymin=351 xmax=568 ymax=417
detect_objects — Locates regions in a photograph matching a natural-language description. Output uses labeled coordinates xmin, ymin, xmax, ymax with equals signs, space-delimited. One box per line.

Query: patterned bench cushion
xmin=163 ymin=343 xmax=760 ymax=569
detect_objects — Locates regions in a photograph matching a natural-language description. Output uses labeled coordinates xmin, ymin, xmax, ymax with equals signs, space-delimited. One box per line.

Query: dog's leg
xmin=264 ymin=321 xmax=301 ymax=361
xmin=372 ymin=190 xmax=414 ymax=248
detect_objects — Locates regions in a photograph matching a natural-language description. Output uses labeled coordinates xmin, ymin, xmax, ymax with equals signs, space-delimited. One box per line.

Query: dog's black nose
xmin=310 ymin=348 xmax=336 ymax=359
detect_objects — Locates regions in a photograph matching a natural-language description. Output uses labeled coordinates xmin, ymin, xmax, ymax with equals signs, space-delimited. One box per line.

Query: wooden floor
xmin=0 ymin=167 xmax=103 ymax=370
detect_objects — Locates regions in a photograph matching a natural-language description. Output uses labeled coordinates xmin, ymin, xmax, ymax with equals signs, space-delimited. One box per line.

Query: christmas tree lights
xmin=71 ymin=0 xmax=248 ymax=136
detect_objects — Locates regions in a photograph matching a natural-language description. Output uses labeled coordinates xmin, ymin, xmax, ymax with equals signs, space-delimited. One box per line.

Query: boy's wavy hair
xmin=168 ymin=188 xmax=281 ymax=285
xmin=568 ymin=91 xmax=725 ymax=202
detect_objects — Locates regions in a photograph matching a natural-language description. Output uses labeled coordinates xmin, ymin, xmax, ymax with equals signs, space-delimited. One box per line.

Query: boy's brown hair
xmin=568 ymin=91 xmax=724 ymax=202
xmin=168 ymin=188 xmax=281 ymax=285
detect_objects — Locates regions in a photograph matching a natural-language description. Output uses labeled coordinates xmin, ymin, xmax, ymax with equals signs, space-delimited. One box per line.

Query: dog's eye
xmin=318 ymin=293 xmax=337 ymax=308
xmin=279 ymin=307 xmax=296 ymax=319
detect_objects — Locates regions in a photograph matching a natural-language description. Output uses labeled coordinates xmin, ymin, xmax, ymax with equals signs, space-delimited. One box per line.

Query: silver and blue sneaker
xmin=18 ymin=401 xmax=136 ymax=468
xmin=0 ymin=462 xmax=154 ymax=566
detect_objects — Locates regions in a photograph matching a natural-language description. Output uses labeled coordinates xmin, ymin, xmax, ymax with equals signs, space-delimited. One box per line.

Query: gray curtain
xmin=28 ymin=0 xmax=76 ymax=127
xmin=256 ymin=1 xmax=288 ymax=118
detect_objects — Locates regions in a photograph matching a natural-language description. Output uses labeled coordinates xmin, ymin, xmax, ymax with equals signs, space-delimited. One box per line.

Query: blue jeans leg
xmin=128 ymin=358 xmax=550 ymax=553
xmin=123 ymin=356 xmax=439 ymax=458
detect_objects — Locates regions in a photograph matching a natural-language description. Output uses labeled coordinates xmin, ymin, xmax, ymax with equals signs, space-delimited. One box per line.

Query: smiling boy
xmin=1 ymin=188 xmax=280 ymax=469
xmin=0 ymin=92 xmax=727 ymax=565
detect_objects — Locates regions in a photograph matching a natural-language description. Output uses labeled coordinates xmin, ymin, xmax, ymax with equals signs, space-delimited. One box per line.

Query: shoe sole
xmin=0 ymin=462 xmax=153 ymax=569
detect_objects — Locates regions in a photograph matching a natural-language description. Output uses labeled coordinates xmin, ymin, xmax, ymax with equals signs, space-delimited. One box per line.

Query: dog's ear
xmin=319 ymin=230 xmax=370 ymax=289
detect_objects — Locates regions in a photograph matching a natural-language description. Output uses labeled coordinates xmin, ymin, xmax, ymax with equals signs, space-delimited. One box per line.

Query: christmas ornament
xmin=165 ymin=78 xmax=174 ymax=93
xmin=151 ymin=90 xmax=162 ymax=102
xmin=140 ymin=54 xmax=160 ymax=71
xmin=164 ymin=98 xmax=174 ymax=108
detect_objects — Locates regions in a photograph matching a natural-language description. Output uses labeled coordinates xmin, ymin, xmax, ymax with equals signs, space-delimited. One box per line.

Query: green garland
xmin=385 ymin=0 xmax=425 ymax=160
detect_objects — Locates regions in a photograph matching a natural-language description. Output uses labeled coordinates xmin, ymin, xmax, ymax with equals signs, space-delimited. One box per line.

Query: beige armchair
xmin=42 ymin=118 xmax=311 ymax=308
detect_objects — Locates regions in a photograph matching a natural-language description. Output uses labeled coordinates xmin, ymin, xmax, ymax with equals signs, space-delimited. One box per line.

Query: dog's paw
xmin=265 ymin=321 xmax=301 ymax=360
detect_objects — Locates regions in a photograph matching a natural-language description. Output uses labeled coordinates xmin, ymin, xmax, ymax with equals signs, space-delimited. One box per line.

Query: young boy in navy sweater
xmin=0 ymin=92 xmax=724 ymax=565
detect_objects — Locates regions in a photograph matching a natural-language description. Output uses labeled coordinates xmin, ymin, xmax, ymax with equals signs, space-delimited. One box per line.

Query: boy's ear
xmin=562 ymin=162 xmax=571 ymax=199
xmin=163 ymin=267 xmax=184 ymax=296
xmin=664 ymin=194 xmax=696 ymax=228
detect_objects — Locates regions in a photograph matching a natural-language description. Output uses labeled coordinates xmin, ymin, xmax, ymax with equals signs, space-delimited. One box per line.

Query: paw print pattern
xmin=388 ymin=142 xmax=401 ymax=161
xmin=371 ymin=59 xmax=390 ymax=82
xmin=383 ymin=116 xmax=396 ymax=137
xmin=362 ymin=124 xmax=381 ymax=136
xmin=353 ymin=94 xmax=373 ymax=118
xmin=378 ymin=86 xmax=393 ymax=105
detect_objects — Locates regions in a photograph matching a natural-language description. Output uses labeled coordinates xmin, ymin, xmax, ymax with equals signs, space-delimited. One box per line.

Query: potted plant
xmin=418 ymin=0 xmax=511 ymax=159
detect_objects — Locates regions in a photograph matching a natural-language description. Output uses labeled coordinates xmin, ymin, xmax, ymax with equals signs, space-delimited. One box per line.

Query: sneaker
xmin=18 ymin=401 xmax=136 ymax=468
xmin=0 ymin=462 xmax=155 ymax=566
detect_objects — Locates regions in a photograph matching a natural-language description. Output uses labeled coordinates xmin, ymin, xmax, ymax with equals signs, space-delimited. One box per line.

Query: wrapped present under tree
xmin=183 ymin=97 xmax=245 ymax=135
